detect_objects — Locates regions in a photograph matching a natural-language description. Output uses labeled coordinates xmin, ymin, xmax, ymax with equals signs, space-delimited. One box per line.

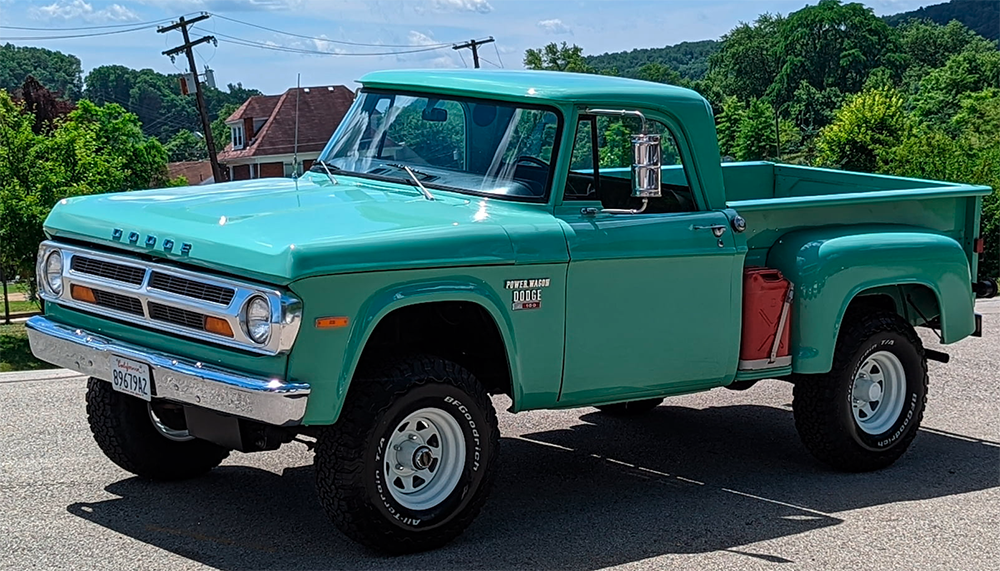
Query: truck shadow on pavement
xmin=66 ymin=403 xmax=999 ymax=570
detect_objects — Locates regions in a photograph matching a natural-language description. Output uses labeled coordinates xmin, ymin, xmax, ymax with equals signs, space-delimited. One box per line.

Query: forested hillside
xmin=585 ymin=40 xmax=720 ymax=80
xmin=885 ymin=0 xmax=999 ymax=40
xmin=0 ymin=44 xmax=260 ymax=158
xmin=0 ymin=44 xmax=83 ymax=99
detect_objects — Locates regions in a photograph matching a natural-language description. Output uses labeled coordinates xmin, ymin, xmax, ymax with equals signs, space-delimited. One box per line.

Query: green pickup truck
xmin=27 ymin=70 xmax=995 ymax=553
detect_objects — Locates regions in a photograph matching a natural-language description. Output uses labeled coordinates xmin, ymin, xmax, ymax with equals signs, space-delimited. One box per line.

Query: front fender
xmin=288 ymin=266 xmax=565 ymax=425
xmin=767 ymin=225 xmax=975 ymax=374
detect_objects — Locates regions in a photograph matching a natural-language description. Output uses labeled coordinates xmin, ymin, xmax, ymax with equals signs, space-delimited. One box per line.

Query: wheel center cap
xmin=853 ymin=378 xmax=882 ymax=403
xmin=412 ymin=446 xmax=434 ymax=470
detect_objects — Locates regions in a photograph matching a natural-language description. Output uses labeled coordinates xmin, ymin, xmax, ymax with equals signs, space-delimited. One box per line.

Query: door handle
xmin=693 ymin=224 xmax=727 ymax=237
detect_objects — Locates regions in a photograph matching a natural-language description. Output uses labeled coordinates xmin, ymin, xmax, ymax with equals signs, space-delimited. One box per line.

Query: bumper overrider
xmin=26 ymin=316 xmax=310 ymax=426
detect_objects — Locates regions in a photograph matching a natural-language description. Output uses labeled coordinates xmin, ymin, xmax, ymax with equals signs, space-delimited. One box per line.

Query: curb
xmin=0 ymin=368 xmax=83 ymax=383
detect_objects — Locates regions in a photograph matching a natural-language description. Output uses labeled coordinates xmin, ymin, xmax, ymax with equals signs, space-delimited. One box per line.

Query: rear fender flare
xmin=767 ymin=226 xmax=974 ymax=374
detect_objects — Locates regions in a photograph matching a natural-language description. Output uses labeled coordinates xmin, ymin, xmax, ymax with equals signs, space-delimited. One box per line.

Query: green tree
xmin=84 ymin=66 xmax=261 ymax=143
xmin=715 ymin=96 xmax=745 ymax=158
xmin=788 ymin=81 xmax=844 ymax=132
xmin=911 ymin=46 xmax=1000 ymax=128
xmin=524 ymin=42 xmax=593 ymax=73
xmin=707 ymin=14 xmax=784 ymax=102
xmin=0 ymin=92 xmax=170 ymax=279
xmin=769 ymin=0 xmax=903 ymax=105
xmin=598 ymin=121 xmax=633 ymax=167
xmin=734 ymin=98 xmax=777 ymax=161
xmin=0 ymin=44 xmax=83 ymax=99
xmin=636 ymin=62 xmax=682 ymax=85
xmin=898 ymin=19 xmax=993 ymax=72
xmin=165 ymin=129 xmax=207 ymax=162
xmin=816 ymin=88 xmax=911 ymax=172
xmin=211 ymin=102 xmax=240 ymax=152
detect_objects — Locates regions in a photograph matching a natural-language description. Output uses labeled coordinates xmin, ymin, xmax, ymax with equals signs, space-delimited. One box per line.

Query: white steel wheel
xmin=851 ymin=350 xmax=906 ymax=435
xmin=384 ymin=407 xmax=466 ymax=511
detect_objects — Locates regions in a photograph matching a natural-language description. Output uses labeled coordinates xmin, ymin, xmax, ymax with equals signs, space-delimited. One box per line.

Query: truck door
xmin=556 ymin=113 xmax=743 ymax=406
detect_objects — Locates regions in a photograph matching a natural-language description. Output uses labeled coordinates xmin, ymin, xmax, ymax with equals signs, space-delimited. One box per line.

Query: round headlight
xmin=243 ymin=296 xmax=272 ymax=344
xmin=44 ymin=251 xmax=63 ymax=295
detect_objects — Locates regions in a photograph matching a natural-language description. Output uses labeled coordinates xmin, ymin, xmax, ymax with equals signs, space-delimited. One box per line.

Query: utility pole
xmin=158 ymin=14 xmax=223 ymax=183
xmin=452 ymin=37 xmax=495 ymax=69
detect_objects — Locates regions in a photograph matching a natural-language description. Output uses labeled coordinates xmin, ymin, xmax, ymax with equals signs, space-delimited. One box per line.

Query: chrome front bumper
xmin=25 ymin=316 xmax=310 ymax=426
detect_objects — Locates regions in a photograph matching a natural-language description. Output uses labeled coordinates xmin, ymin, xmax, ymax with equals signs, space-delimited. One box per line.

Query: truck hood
xmin=45 ymin=173 xmax=564 ymax=284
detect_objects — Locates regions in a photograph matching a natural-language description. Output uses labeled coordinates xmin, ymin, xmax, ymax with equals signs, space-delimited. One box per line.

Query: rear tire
xmin=85 ymin=378 xmax=230 ymax=480
xmin=792 ymin=312 xmax=928 ymax=472
xmin=596 ymin=398 xmax=664 ymax=416
xmin=315 ymin=355 xmax=499 ymax=554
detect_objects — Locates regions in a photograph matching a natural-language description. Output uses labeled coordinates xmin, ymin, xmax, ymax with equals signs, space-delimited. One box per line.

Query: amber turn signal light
xmin=204 ymin=316 xmax=234 ymax=338
xmin=315 ymin=316 xmax=349 ymax=329
xmin=70 ymin=284 xmax=97 ymax=304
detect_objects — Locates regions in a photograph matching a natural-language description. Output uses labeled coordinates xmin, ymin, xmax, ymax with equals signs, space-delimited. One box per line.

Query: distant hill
xmin=585 ymin=40 xmax=720 ymax=81
xmin=884 ymin=0 xmax=999 ymax=41
xmin=582 ymin=0 xmax=996 ymax=83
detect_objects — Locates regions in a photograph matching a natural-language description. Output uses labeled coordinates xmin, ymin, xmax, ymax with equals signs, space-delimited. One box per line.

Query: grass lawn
xmin=4 ymin=299 xmax=40 ymax=314
xmin=0 ymin=323 xmax=55 ymax=372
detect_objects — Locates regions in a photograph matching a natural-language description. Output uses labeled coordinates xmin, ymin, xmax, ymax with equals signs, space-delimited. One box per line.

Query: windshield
xmin=317 ymin=90 xmax=561 ymax=201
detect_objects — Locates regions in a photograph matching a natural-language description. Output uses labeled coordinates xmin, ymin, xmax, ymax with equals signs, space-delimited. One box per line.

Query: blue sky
xmin=0 ymin=0 xmax=934 ymax=94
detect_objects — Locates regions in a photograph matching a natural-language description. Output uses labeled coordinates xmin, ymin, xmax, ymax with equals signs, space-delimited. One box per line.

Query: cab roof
xmin=357 ymin=69 xmax=708 ymax=107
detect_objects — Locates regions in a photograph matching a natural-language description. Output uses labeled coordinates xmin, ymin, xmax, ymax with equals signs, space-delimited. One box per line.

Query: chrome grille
xmin=71 ymin=256 xmax=145 ymax=285
xmin=148 ymin=302 xmax=206 ymax=331
xmin=91 ymin=289 xmax=144 ymax=316
xmin=149 ymin=272 xmax=235 ymax=305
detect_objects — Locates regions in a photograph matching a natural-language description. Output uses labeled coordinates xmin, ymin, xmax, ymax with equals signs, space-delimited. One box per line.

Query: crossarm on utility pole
xmin=453 ymin=37 xmax=495 ymax=69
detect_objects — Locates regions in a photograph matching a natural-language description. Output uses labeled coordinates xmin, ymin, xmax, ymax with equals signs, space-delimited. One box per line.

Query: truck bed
xmin=718 ymin=162 xmax=992 ymax=275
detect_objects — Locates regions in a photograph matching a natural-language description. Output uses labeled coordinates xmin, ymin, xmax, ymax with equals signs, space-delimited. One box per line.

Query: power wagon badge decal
xmin=505 ymin=278 xmax=550 ymax=311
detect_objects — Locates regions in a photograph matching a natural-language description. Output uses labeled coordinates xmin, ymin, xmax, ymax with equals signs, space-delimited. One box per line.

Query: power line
xmin=0 ymin=18 xmax=176 ymax=31
xmin=0 ymin=23 xmax=162 ymax=41
xmin=201 ymin=29 xmax=453 ymax=57
xmin=492 ymin=41 xmax=504 ymax=68
xmin=479 ymin=57 xmax=501 ymax=69
xmin=207 ymin=13 xmax=452 ymax=48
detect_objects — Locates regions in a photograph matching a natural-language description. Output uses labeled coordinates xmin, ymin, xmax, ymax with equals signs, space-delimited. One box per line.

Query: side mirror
xmin=422 ymin=107 xmax=447 ymax=122
xmin=631 ymin=133 xmax=662 ymax=198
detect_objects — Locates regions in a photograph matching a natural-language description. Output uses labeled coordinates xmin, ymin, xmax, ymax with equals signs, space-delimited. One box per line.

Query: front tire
xmin=792 ymin=312 xmax=928 ymax=472
xmin=85 ymin=378 xmax=230 ymax=480
xmin=315 ymin=355 xmax=499 ymax=554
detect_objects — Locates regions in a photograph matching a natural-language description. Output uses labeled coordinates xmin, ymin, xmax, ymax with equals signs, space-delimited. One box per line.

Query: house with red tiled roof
xmin=217 ymin=85 xmax=355 ymax=181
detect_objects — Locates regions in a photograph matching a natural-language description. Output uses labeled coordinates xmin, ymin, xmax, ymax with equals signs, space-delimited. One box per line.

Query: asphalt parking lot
xmin=2 ymin=301 xmax=998 ymax=571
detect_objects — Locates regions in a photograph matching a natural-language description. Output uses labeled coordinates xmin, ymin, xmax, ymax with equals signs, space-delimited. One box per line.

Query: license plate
xmin=110 ymin=356 xmax=152 ymax=401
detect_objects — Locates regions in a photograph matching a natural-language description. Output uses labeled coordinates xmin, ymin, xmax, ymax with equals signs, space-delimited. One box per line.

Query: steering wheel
xmin=513 ymin=156 xmax=549 ymax=169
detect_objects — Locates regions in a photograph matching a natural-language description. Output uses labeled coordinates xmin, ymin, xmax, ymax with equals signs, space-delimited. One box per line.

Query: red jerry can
xmin=739 ymin=267 xmax=794 ymax=370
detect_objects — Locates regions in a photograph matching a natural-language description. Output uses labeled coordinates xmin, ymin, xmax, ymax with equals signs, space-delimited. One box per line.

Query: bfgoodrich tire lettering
xmin=792 ymin=312 xmax=928 ymax=472
xmin=315 ymin=355 xmax=499 ymax=554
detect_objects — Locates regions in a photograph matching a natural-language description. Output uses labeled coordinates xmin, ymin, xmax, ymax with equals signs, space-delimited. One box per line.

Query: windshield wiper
xmin=310 ymin=159 xmax=339 ymax=185
xmin=397 ymin=165 xmax=434 ymax=201
xmin=386 ymin=163 xmax=432 ymax=180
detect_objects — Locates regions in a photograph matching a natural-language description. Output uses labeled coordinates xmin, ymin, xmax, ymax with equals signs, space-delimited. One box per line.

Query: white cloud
xmin=136 ymin=0 xmax=302 ymax=10
xmin=31 ymin=1 xmax=140 ymax=22
xmin=400 ymin=30 xmax=460 ymax=68
xmin=537 ymin=18 xmax=571 ymax=35
xmin=430 ymin=0 xmax=492 ymax=14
